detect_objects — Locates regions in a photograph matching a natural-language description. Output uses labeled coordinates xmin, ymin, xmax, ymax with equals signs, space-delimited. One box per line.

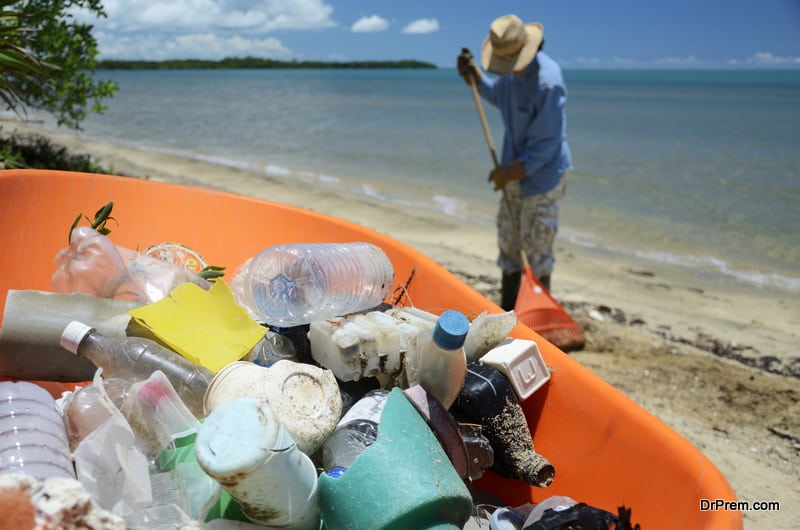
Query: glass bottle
xmin=450 ymin=363 xmax=555 ymax=488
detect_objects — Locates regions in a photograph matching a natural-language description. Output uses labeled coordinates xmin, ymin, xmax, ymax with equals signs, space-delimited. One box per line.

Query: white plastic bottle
xmin=403 ymin=309 xmax=470 ymax=409
xmin=235 ymin=242 xmax=394 ymax=327
xmin=195 ymin=397 xmax=320 ymax=530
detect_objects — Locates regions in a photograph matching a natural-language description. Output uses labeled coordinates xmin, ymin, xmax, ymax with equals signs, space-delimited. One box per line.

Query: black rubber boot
xmin=500 ymin=271 xmax=521 ymax=311
xmin=538 ymin=274 xmax=551 ymax=292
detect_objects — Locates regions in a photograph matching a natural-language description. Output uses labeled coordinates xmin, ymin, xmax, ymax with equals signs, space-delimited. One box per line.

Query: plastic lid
xmin=432 ymin=310 xmax=469 ymax=350
xmin=59 ymin=321 xmax=94 ymax=354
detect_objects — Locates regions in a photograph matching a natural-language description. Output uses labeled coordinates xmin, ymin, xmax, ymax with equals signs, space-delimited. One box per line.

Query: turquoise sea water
xmin=55 ymin=68 xmax=800 ymax=293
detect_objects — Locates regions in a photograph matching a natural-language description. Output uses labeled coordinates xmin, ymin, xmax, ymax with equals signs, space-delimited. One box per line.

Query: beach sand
xmin=4 ymin=120 xmax=799 ymax=528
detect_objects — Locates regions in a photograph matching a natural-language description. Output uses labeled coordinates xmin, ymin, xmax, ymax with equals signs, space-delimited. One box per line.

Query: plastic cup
xmin=0 ymin=381 xmax=74 ymax=480
xmin=0 ymin=444 xmax=74 ymax=479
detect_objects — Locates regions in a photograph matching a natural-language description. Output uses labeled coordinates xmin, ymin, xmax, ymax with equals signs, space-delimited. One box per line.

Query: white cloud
xmin=746 ymin=51 xmax=800 ymax=65
xmin=96 ymin=31 xmax=291 ymax=60
xmin=402 ymin=18 xmax=439 ymax=34
xmin=611 ymin=57 xmax=639 ymax=67
xmin=351 ymin=15 xmax=389 ymax=33
xmin=567 ymin=51 xmax=800 ymax=69
xmin=654 ymin=55 xmax=698 ymax=66
xmin=73 ymin=1 xmax=336 ymax=59
xmin=575 ymin=57 xmax=601 ymax=66
xmin=91 ymin=0 xmax=336 ymax=32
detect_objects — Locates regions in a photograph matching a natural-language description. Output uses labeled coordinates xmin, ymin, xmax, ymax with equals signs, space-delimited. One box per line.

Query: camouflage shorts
xmin=496 ymin=175 xmax=567 ymax=277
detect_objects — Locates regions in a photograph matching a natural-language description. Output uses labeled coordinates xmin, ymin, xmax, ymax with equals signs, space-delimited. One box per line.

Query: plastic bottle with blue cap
xmin=403 ymin=309 xmax=470 ymax=409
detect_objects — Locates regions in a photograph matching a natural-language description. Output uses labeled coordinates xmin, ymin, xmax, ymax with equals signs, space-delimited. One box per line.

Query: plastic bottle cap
xmin=432 ymin=310 xmax=469 ymax=350
xmin=326 ymin=467 xmax=347 ymax=479
xmin=59 ymin=321 xmax=94 ymax=354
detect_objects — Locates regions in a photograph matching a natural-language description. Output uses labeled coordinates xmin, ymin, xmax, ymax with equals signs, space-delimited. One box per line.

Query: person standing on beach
xmin=457 ymin=14 xmax=572 ymax=310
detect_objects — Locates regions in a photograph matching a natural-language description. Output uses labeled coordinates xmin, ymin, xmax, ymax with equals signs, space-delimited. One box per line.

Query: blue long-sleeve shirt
xmin=477 ymin=51 xmax=572 ymax=196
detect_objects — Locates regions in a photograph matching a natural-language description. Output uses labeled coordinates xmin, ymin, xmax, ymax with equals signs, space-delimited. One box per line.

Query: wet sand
xmin=3 ymin=120 xmax=798 ymax=528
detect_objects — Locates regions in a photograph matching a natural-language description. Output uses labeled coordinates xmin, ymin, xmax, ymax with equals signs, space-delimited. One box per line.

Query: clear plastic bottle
xmin=403 ymin=309 xmax=469 ymax=409
xmin=236 ymin=242 xmax=394 ymax=327
xmin=321 ymin=389 xmax=389 ymax=473
xmin=59 ymin=321 xmax=214 ymax=417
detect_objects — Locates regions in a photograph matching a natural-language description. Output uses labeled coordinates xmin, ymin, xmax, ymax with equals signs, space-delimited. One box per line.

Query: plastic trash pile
xmin=0 ymin=208 xmax=640 ymax=530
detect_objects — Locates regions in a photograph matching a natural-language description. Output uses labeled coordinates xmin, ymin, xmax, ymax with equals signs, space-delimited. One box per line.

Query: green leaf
xmin=91 ymin=201 xmax=114 ymax=228
xmin=68 ymin=212 xmax=82 ymax=242
xmin=198 ymin=265 xmax=226 ymax=282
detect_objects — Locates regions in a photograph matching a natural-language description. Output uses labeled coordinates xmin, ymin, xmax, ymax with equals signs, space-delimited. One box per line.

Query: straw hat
xmin=481 ymin=14 xmax=544 ymax=74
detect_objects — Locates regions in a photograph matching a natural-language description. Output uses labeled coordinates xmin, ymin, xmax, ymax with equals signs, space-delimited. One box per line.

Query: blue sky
xmin=83 ymin=0 xmax=800 ymax=68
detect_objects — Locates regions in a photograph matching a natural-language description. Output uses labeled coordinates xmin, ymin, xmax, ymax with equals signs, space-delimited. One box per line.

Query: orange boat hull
xmin=0 ymin=170 xmax=741 ymax=529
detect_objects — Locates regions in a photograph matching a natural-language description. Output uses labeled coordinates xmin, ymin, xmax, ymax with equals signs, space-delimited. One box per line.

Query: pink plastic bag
xmin=51 ymin=227 xmax=210 ymax=304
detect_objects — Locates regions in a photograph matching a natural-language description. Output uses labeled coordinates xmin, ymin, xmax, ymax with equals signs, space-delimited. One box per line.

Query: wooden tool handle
xmin=468 ymin=76 xmax=500 ymax=169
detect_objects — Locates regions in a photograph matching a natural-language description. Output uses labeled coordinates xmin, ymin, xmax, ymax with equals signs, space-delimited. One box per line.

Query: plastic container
xmin=321 ymin=389 xmax=389 ymax=473
xmin=0 ymin=381 xmax=74 ymax=480
xmin=62 ymin=376 xmax=130 ymax=451
xmin=451 ymin=363 xmax=554 ymax=488
xmin=124 ymin=371 xmax=203 ymax=455
xmin=195 ymin=397 xmax=320 ymax=530
xmin=59 ymin=321 xmax=214 ymax=417
xmin=235 ymin=242 xmax=394 ymax=326
xmin=403 ymin=309 xmax=469 ymax=409
xmin=125 ymin=371 xmax=221 ymax=521
xmin=203 ymin=359 xmax=341 ymax=456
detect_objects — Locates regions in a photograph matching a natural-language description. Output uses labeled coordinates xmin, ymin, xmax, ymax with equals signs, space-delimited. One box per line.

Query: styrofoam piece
xmin=478 ymin=339 xmax=550 ymax=401
xmin=308 ymin=307 xmax=437 ymax=382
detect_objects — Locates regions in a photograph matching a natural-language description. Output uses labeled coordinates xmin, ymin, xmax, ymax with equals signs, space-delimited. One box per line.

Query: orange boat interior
xmin=0 ymin=170 xmax=742 ymax=529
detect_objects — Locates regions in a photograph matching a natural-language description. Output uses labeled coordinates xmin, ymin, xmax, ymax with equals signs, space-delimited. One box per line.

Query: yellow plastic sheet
xmin=128 ymin=280 xmax=266 ymax=372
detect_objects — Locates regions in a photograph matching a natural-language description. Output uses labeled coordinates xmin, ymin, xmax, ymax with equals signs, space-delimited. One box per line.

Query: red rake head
xmin=515 ymin=270 xmax=586 ymax=352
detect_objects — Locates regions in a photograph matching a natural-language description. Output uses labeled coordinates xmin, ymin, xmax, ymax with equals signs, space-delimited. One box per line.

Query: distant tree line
xmin=96 ymin=57 xmax=438 ymax=70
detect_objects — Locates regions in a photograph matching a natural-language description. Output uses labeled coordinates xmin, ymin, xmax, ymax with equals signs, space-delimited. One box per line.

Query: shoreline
xmin=3 ymin=119 xmax=799 ymax=528
xmin=4 ymin=119 xmax=796 ymax=363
